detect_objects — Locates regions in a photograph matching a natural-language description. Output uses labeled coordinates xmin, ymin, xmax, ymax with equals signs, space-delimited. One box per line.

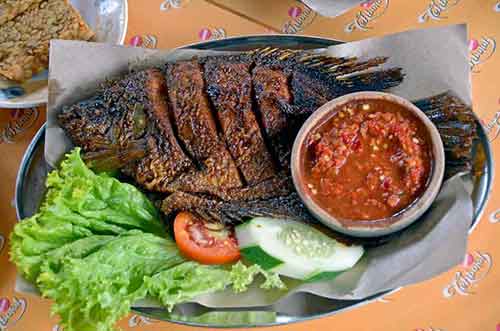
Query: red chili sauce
xmin=303 ymin=99 xmax=432 ymax=221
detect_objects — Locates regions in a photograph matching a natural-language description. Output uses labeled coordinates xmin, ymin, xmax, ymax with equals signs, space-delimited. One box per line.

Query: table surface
xmin=1 ymin=1 xmax=499 ymax=330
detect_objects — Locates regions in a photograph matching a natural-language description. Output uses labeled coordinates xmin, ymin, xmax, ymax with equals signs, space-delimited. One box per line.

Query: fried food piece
xmin=0 ymin=0 xmax=44 ymax=25
xmin=60 ymin=69 xmax=194 ymax=192
xmin=252 ymin=65 xmax=293 ymax=168
xmin=413 ymin=91 xmax=477 ymax=179
xmin=0 ymin=0 xmax=94 ymax=81
xmin=165 ymin=60 xmax=242 ymax=192
xmin=161 ymin=191 xmax=314 ymax=225
xmin=204 ymin=56 xmax=277 ymax=185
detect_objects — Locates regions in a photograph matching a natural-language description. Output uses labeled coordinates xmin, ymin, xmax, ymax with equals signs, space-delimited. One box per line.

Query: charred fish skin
xmin=248 ymin=49 xmax=405 ymax=169
xmin=59 ymin=96 xmax=119 ymax=153
xmin=251 ymin=48 xmax=341 ymax=115
xmin=165 ymin=144 xmax=244 ymax=195
xmin=58 ymin=76 xmax=152 ymax=168
xmin=250 ymin=48 xmax=405 ymax=115
xmin=164 ymin=60 xmax=242 ymax=192
xmin=252 ymin=66 xmax=290 ymax=138
xmin=116 ymin=69 xmax=195 ymax=192
xmin=291 ymin=61 xmax=404 ymax=115
xmin=204 ymin=55 xmax=277 ymax=185
xmin=412 ymin=91 xmax=477 ymax=178
xmin=178 ymin=175 xmax=294 ymax=202
xmin=59 ymin=69 xmax=194 ymax=190
xmin=252 ymin=65 xmax=295 ymax=169
xmin=217 ymin=175 xmax=294 ymax=202
xmin=161 ymin=190 xmax=315 ymax=225
xmin=165 ymin=60 xmax=222 ymax=161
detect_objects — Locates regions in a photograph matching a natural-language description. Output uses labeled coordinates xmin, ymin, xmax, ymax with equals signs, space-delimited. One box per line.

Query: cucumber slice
xmin=236 ymin=218 xmax=364 ymax=281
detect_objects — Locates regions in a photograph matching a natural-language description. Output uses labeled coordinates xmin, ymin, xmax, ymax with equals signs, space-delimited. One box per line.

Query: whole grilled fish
xmin=58 ymin=48 xmax=476 ymax=225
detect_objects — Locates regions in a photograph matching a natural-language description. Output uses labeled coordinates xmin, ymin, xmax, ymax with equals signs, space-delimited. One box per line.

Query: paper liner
xmin=31 ymin=24 xmax=474 ymax=312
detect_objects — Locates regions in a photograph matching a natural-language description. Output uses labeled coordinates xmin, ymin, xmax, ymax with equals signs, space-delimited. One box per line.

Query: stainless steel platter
xmin=0 ymin=0 xmax=128 ymax=109
xmin=15 ymin=35 xmax=494 ymax=328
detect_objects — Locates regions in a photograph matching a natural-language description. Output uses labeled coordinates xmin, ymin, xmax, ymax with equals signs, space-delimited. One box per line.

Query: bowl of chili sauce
xmin=292 ymin=92 xmax=445 ymax=237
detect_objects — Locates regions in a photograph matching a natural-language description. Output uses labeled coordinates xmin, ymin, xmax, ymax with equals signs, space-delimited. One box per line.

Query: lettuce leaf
xmin=147 ymin=261 xmax=286 ymax=311
xmin=11 ymin=229 xmax=114 ymax=282
xmin=230 ymin=262 xmax=286 ymax=292
xmin=10 ymin=148 xmax=165 ymax=281
xmin=43 ymin=148 xmax=164 ymax=236
xmin=10 ymin=148 xmax=284 ymax=331
xmin=146 ymin=262 xmax=230 ymax=310
xmin=37 ymin=231 xmax=184 ymax=331
xmin=166 ymin=311 xmax=277 ymax=325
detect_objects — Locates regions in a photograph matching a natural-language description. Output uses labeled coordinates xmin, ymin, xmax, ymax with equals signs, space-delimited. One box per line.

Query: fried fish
xmin=58 ymin=49 xmax=477 ymax=227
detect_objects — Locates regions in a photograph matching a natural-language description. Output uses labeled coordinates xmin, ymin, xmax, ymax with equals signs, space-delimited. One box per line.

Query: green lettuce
xmin=10 ymin=148 xmax=284 ymax=331
xmin=43 ymin=148 xmax=164 ymax=236
xmin=11 ymin=230 xmax=114 ymax=283
xmin=10 ymin=148 xmax=165 ymax=281
xmin=37 ymin=237 xmax=283 ymax=331
xmin=166 ymin=311 xmax=277 ymax=325
xmin=147 ymin=261 xmax=286 ymax=311
xmin=37 ymin=231 xmax=184 ymax=331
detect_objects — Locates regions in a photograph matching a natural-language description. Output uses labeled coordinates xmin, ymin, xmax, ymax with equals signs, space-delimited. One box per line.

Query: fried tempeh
xmin=0 ymin=0 xmax=95 ymax=81
xmin=0 ymin=0 xmax=44 ymax=25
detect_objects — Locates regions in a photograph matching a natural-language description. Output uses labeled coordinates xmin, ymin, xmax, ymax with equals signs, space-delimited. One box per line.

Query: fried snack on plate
xmin=0 ymin=0 xmax=44 ymax=25
xmin=0 ymin=0 xmax=95 ymax=82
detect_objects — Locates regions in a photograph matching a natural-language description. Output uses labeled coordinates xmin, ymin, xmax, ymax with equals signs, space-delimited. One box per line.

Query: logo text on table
xmin=442 ymin=251 xmax=492 ymax=298
xmin=483 ymin=111 xmax=500 ymax=142
xmin=489 ymin=208 xmax=500 ymax=223
xmin=129 ymin=314 xmax=156 ymax=327
xmin=282 ymin=6 xmax=316 ymax=34
xmin=0 ymin=297 xmax=27 ymax=331
xmin=344 ymin=0 xmax=389 ymax=33
xmin=129 ymin=35 xmax=158 ymax=49
xmin=160 ymin=0 xmax=190 ymax=11
xmin=0 ymin=108 xmax=39 ymax=145
xmin=469 ymin=37 xmax=496 ymax=73
xmin=418 ymin=0 xmax=461 ymax=23
xmin=198 ymin=27 xmax=226 ymax=41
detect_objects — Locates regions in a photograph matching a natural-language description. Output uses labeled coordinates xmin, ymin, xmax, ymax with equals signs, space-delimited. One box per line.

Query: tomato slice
xmin=174 ymin=212 xmax=240 ymax=265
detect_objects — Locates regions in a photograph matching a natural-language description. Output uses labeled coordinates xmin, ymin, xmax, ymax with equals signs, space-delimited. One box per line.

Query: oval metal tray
xmin=15 ymin=35 xmax=494 ymax=328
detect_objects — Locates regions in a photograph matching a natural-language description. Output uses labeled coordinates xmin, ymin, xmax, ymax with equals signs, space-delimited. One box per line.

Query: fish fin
xmin=162 ymin=190 xmax=314 ymax=225
xmin=247 ymin=47 xmax=300 ymax=61
xmin=412 ymin=91 xmax=478 ymax=179
xmin=83 ymin=140 xmax=146 ymax=172
xmin=250 ymin=48 xmax=395 ymax=82
xmin=413 ymin=91 xmax=476 ymax=125
xmin=337 ymin=68 xmax=405 ymax=92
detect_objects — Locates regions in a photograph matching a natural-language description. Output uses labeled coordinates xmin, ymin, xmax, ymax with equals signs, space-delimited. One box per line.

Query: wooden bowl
xmin=291 ymin=92 xmax=445 ymax=237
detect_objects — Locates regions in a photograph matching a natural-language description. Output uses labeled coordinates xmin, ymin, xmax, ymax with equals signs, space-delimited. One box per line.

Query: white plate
xmin=0 ymin=0 xmax=128 ymax=109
